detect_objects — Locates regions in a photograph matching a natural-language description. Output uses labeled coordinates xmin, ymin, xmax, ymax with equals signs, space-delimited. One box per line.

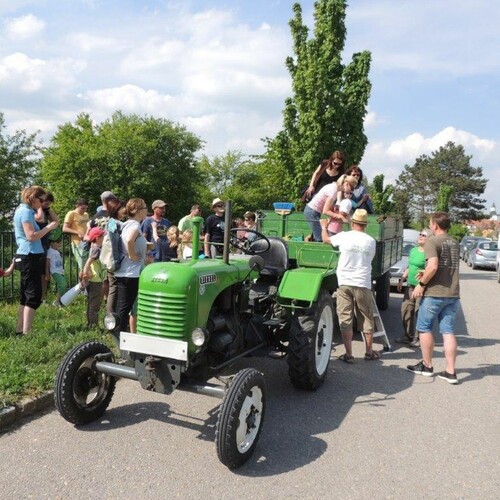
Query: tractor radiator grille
xmin=136 ymin=291 xmax=188 ymax=338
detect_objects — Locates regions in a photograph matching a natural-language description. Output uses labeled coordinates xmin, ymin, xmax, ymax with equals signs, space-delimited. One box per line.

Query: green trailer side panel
xmin=278 ymin=268 xmax=329 ymax=303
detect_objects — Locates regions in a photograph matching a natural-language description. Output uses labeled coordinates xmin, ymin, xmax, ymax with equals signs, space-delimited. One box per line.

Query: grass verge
xmin=0 ymin=294 xmax=117 ymax=408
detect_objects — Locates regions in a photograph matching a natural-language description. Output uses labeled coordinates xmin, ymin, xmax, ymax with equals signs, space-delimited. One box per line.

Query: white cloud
xmin=79 ymin=84 xmax=173 ymax=115
xmin=3 ymin=13 xmax=45 ymax=40
xmin=0 ymin=52 xmax=85 ymax=92
xmin=386 ymin=127 xmax=495 ymax=160
xmin=68 ymin=32 xmax=122 ymax=53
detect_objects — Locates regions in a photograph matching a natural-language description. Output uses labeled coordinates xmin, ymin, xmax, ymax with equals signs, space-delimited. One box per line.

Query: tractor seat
xmin=250 ymin=237 xmax=289 ymax=277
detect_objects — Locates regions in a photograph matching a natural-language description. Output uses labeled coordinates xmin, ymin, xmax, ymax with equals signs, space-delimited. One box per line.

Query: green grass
xmin=0 ymin=294 xmax=118 ymax=408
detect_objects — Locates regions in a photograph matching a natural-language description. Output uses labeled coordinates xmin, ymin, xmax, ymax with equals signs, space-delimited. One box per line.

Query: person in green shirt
xmin=396 ymin=229 xmax=430 ymax=347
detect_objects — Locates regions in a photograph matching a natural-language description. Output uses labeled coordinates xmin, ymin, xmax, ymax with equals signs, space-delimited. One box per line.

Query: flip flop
xmin=364 ymin=351 xmax=381 ymax=360
xmin=339 ymin=353 xmax=354 ymax=364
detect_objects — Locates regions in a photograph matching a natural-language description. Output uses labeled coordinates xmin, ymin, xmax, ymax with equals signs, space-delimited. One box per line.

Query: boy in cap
xmin=204 ymin=198 xmax=225 ymax=257
xmin=141 ymin=199 xmax=171 ymax=261
xmin=81 ymin=227 xmax=106 ymax=328
xmin=321 ymin=209 xmax=379 ymax=362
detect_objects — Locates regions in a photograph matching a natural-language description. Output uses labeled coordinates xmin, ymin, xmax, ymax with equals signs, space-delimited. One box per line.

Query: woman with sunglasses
xmin=304 ymin=150 xmax=346 ymax=201
xmin=13 ymin=186 xmax=59 ymax=335
xmin=397 ymin=230 xmax=430 ymax=347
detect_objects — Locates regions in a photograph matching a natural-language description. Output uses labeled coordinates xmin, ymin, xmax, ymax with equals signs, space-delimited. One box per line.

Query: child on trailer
xmin=46 ymin=239 xmax=67 ymax=306
xmin=80 ymin=227 xmax=106 ymax=328
xmin=323 ymin=174 xmax=358 ymax=236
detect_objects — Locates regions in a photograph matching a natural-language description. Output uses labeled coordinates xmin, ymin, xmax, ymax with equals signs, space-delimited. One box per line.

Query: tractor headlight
xmin=104 ymin=313 xmax=120 ymax=332
xmin=191 ymin=327 xmax=207 ymax=347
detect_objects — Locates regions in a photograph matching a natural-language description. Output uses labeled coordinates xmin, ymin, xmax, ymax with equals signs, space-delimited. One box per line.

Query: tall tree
xmin=262 ymin=0 xmax=371 ymax=203
xmin=40 ymin=112 xmax=202 ymax=222
xmin=0 ymin=113 xmax=41 ymax=229
xmin=393 ymin=142 xmax=487 ymax=224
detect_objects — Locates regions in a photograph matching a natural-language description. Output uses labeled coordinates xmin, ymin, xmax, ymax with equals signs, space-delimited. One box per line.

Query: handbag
xmin=300 ymin=186 xmax=312 ymax=204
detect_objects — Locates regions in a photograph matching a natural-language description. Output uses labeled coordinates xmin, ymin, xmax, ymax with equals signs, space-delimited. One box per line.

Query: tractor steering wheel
xmin=229 ymin=228 xmax=271 ymax=255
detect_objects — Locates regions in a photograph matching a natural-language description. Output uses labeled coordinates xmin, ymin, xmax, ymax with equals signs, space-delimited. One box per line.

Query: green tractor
xmin=54 ymin=202 xmax=402 ymax=469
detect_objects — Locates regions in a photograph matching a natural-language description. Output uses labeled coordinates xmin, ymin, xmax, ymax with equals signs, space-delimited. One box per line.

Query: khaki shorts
xmin=336 ymin=285 xmax=374 ymax=333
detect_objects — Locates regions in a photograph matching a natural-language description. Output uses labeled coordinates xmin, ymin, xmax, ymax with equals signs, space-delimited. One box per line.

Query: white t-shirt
xmin=329 ymin=230 xmax=376 ymax=289
xmin=47 ymin=247 xmax=64 ymax=275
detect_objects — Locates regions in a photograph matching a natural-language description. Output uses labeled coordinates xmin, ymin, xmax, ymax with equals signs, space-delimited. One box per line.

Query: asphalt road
xmin=1 ymin=262 xmax=499 ymax=499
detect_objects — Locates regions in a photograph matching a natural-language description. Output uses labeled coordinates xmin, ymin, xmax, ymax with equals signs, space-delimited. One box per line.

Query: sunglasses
xmin=419 ymin=233 xmax=428 ymax=237
xmin=351 ymin=173 xmax=361 ymax=177
xmin=215 ymin=203 xmax=224 ymax=208
xmin=332 ymin=161 xmax=342 ymax=166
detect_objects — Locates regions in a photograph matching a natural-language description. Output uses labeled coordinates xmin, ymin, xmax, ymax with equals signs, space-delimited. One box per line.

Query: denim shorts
xmin=416 ymin=296 xmax=460 ymax=335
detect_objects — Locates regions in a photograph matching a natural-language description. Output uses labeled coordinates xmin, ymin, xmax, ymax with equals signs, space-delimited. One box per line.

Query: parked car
xmin=468 ymin=240 xmax=498 ymax=270
xmin=460 ymin=236 xmax=489 ymax=261
xmin=390 ymin=229 xmax=420 ymax=291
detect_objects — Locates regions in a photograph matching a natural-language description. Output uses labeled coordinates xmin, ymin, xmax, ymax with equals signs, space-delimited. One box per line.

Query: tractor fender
xmin=277 ymin=268 xmax=332 ymax=304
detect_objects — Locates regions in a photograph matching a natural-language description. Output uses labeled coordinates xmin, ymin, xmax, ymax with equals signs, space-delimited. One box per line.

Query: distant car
xmin=460 ymin=236 xmax=489 ymax=261
xmin=390 ymin=229 xmax=420 ymax=291
xmin=468 ymin=240 xmax=498 ymax=270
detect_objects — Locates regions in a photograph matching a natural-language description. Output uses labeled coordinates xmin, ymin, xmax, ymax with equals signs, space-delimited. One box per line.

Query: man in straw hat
xmin=320 ymin=208 xmax=379 ymax=362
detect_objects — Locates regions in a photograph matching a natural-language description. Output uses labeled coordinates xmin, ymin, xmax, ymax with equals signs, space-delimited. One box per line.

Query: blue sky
xmin=1 ymin=0 xmax=498 ymax=213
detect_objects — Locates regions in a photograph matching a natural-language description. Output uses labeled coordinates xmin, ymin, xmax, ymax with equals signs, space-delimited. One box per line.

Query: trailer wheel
xmin=287 ymin=290 xmax=334 ymax=390
xmin=55 ymin=341 xmax=116 ymax=425
xmin=216 ymin=368 xmax=266 ymax=469
xmin=375 ymin=271 xmax=390 ymax=311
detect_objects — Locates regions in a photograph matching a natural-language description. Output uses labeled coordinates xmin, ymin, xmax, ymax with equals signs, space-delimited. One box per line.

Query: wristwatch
xmin=418 ymin=281 xmax=427 ymax=288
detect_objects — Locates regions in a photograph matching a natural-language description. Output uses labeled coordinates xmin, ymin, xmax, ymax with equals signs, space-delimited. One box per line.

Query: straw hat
xmin=351 ymin=209 xmax=369 ymax=225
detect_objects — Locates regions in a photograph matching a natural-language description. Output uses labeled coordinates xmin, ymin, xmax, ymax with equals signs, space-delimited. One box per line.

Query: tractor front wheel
xmin=216 ymin=368 xmax=266 ymax=469
xmin=55 ymin=341 xmax=116 ymax=425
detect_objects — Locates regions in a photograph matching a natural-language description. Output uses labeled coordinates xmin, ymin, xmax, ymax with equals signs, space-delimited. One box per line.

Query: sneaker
xmin=409 ymin=339 xmax=420 ymax=348
xmin=406 ymin=360 xmax=434 ymax=377
xmin=437 ymin=371 xmax=458 ymax=385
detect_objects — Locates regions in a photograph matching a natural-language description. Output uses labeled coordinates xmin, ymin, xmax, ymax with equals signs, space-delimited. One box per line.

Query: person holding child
xmin=81 ymin=227 xmax=106 ymax=328
xmin=322 ymin=174 xmax=358 ymax=235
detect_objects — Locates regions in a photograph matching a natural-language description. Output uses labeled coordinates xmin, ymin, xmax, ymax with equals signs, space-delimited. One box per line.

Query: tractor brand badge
xmin=199 ymin=274 xmax=217 ymax=285
xmin=151 ymin=272 xmax=168 ymax=283
xmin=199 ymin=284 xmax=206 ymax=295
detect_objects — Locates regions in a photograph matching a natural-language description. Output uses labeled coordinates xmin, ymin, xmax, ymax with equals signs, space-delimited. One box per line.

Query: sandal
xmin=339 ymin=353 xmax=354 ymax=364
xmin=364 ymin=351 xmax=381 ymax=360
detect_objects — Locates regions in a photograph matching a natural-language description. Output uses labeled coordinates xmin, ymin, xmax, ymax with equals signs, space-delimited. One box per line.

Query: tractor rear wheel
xmin=287 ymin=290 xmax=334 ymax=390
